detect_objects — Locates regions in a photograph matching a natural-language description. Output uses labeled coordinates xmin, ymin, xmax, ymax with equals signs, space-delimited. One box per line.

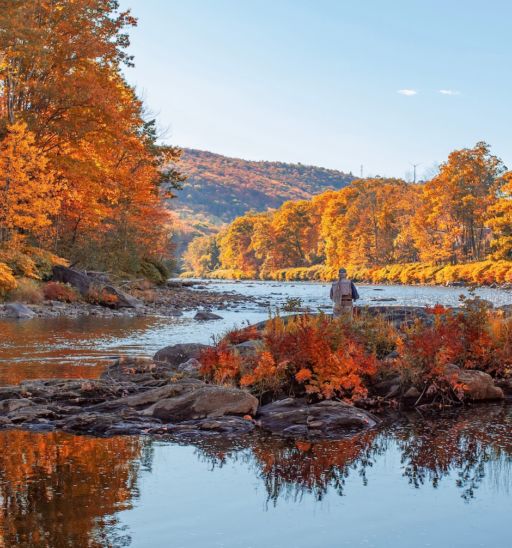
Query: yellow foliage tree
xmin=0 ymin=122 xmax=60 ymax=245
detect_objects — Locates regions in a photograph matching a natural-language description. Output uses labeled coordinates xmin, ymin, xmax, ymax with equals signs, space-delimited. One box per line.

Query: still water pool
xmin=0 ymin=281 xmax=511 ymax=547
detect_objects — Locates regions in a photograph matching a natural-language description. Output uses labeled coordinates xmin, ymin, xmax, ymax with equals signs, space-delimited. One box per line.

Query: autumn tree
xmin=321 ymin=179 xmax=417 ymax=269
xmin=412 ymin=143 xmax=505 ymax=264
xmin=488 ymin=171 xmax=512 ymax=260
xmin=218 ymin=215 xmax=260 ymax=275
xmin=0 ymin=122 xmax=59 ymax=245
xmin=0 ymin=0 xmax=183 ymax=275
xmin=271 ymin=200 xmax=318 ymax=268
xmin=184 ymin=234 xmax=220 ymax=274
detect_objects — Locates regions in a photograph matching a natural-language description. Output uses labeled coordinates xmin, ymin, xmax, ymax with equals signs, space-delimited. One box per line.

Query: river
xmin=0 ymin=281 xmax=511 ymax=547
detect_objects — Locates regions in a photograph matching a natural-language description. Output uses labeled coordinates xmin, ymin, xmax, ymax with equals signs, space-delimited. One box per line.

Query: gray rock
xmin=154 ymin=343 xmax=209 ymax=366
xmin=4 ymin=303 xmax=35 ymax=319
xmin=145 ymin=385 xmax=258 ymax=422
xmin=52 ymin=266 xmax=93 ymax=296
xmin=233 ymin=339 xmax=263 ymax=356
xmin=102 ymin=285 xmax=142 ymax=309
xmin=257 ymin=398 xmax=379 ymax=439
xmin=403 ymin=386 xmax=421 ymax=399
xmin=444 ymin=364 xmax=504 ymax=401
xmin=178 ymin=358 xmax=202 ymax=375
xmin=0 ymin=398 xmax=33 ymax=413
xmin=194 ymin=310 xmax=223 ymax=321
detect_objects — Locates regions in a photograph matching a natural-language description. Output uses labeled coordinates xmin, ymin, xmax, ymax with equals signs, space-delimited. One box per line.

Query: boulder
xmin=4 ymin=303 xmax=35 ymax=319
xmin=145 ymin=384 xmax=258 ymax=422
xmin=154 ymin=343 xmax=209 ymax=366
xmin=194 ymin=310 xmax=223 ymax=321
xmin=51 ymin=266 xmax=92 ymax=296
xmin=232 ymin=339 xmax=264 ymax=357
xmin=444 ymin=364 xmax=504 ymax=401
xmin=496 ymin=377 xmax=512 ymax=395
xmin=177 ymin=358 xmax=202 ymax=376
xmin=257 ymin=398 xmax=379 ymax=439
xmin=101 ymin=285 xmax=142 ymax=309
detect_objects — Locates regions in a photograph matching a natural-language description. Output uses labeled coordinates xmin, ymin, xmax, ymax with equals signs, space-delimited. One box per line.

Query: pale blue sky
xmin=120 ymin=0 xmax=512 ymax=178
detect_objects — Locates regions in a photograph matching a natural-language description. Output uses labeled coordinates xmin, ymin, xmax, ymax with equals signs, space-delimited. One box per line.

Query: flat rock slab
xmin=144 ymin=385 xmax=258 ymax=421
xmin=257 ymin=398 xmax=379 ymax=439
xmin=0 ymin=357 xmax=258 ymax=437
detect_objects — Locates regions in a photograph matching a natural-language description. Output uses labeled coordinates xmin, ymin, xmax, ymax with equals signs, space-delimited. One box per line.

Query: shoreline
xmin=186 ymin=275 xmax=512 ymax=291
xmin=0 ymin=281 xmax=263 ymax=319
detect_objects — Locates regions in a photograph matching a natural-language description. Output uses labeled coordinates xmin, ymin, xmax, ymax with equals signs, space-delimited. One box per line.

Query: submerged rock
xmin=194 ymin=310 xmax=223 ymax=321
xmin=257 ymin=398 xmax=379 ymax=439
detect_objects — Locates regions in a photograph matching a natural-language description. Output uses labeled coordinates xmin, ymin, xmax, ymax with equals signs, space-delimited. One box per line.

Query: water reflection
xmin=0 ymin=406 xmax=510 ymax=546
xmin=0 ymin=430 xmax=150 ymax=547
xmin=189 ymin=404 xmax=512 ymax=504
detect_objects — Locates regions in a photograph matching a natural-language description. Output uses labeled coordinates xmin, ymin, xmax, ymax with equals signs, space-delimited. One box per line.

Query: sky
xmin=120 ymin=0 xmax=512 ymax=179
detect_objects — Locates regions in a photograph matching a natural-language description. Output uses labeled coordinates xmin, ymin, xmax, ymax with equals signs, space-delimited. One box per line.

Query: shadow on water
xmin=1 ymin=405 xmax=510 ymax=546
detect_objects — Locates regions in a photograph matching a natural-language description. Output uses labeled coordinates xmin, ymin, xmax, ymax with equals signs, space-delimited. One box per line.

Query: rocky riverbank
xmin=0 ymin=333 xmax=509 ymax=440
xmin=0 ymin=268 xmax=262 ymax=319
xmin=0 ymin=350 xmax=379 ymax=440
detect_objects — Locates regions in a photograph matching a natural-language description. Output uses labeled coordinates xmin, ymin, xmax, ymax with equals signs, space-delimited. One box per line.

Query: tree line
xmin=184 ymin=142 xmax=512 ymax=284
xmin=0 ymin=0 xmax=183 ymax=282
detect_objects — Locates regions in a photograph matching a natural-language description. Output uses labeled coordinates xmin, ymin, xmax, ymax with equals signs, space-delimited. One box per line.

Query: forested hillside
xmin=170 ymin=148 xmax=354 ymax=256
xmin=184 ymin=142 xmax=512 ymax=286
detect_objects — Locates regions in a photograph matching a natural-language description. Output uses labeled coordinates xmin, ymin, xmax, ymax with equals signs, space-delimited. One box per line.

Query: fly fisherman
xmin=330 ymin=268 xmax=359 ymax=317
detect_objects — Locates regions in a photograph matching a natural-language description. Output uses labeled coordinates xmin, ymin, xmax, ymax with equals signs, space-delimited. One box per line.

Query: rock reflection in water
xmin=0 ymin=431 xmax=149 ymax=547
xmin=189 ymin=404 xmax=512 ymax=504
xmin=0 ymin=406 xmax=510 ymax=546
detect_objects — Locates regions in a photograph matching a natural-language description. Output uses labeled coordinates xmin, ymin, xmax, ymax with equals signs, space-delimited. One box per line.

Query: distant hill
xmin=170 ymin=149 xmax=355 ymax=254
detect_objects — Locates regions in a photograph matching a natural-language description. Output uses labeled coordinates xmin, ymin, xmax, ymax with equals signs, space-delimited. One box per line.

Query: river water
xmin=0 ymin=281 xmax=511 ymax=547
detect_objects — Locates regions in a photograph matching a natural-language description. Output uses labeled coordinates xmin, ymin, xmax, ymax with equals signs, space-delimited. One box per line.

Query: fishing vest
xmin=332 ymin=279 xmax=352 ymax=304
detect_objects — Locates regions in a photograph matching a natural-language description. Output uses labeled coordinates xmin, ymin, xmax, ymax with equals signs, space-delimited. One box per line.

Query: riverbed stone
xmin=153 ymin=343 xmax=209 ymax=366
xmin=257 ymin=398 xmax=379 ymax=439
xmin=194 ymin=310 xmax=223 ymax=321
xmin=4 ymin=303 xmax=35 ymax=319
xmin=101 ymin=285 xmax=143 ymax=309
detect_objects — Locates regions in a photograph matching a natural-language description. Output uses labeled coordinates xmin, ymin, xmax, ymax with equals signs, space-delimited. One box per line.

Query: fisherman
xmin=330 ymin=268 xmax=359 ymax=317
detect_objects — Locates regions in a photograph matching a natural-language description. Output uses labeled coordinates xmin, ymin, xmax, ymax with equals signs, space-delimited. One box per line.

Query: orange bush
xmin=237 ymin=314 xmax=380 ymax=401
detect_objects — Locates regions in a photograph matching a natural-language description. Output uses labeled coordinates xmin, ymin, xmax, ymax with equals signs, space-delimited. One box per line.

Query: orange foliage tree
xmin=0 ymin=0 xmax=183 ymax=275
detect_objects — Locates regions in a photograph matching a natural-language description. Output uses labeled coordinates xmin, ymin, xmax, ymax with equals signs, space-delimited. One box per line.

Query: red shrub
xmin=199 ymin=342 xmax=243 ymax=385
xmin=225 ymin=325 xmax=262 ymax=345
xmin=43 ymin=282 xmax=79 ymax=303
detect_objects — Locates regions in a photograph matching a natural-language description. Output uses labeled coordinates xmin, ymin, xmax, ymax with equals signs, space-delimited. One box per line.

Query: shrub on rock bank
xmin=199 ymin=299 xmax=511 ymax=407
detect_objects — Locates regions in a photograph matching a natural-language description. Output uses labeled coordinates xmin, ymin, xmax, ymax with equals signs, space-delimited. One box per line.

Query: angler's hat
xmin=338 ymin=268 xmax=347 ymax=275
